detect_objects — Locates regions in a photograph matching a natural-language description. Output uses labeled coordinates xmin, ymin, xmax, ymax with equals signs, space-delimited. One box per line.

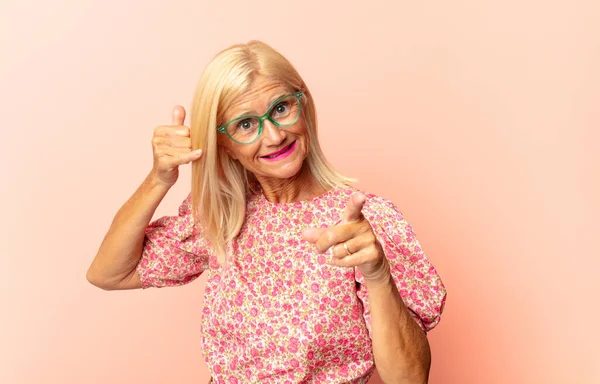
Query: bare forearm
xmin=366 ymin=268 xmax=431 ymax=384
xmin=86 ymin=171 xmax=171 ymax=289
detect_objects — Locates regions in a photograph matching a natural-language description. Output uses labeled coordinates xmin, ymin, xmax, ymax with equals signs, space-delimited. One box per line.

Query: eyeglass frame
xmin=217 ymin=91 xmax=304 ymax=145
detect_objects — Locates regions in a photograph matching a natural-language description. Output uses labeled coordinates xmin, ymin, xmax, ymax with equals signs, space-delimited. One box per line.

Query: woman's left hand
xmin=302 ymin=193 xmax=391 ymax=284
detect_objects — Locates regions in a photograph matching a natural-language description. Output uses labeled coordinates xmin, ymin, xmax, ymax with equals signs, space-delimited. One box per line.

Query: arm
xmin=87 ymin=105 xmax=203 ymax=290
xmin=86 ymin=171 xmax=171 ymax=290
xmin=303 ymin=192 xmax=446 ymax=384
xmin=365 ymin=268 xmax=431 ymax=383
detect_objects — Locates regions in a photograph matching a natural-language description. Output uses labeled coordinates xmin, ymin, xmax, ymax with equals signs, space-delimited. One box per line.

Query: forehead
xmin=224 ymin=78 xmax=290 ymax=119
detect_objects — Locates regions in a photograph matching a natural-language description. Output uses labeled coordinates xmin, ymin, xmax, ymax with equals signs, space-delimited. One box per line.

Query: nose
xmin=261 ymin=119 xmax=286 ymax=146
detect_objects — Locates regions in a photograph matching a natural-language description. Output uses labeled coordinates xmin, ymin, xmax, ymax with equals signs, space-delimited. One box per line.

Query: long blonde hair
xmin=190 ymin=40 xmax=354 ymax=264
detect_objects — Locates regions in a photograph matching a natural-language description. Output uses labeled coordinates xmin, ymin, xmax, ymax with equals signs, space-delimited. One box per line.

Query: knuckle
xmin=323 ymin=231 xmax=337 ymax=244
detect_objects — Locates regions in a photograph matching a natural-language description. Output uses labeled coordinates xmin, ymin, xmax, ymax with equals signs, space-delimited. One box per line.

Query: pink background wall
xmin=1 ymin=0 xmax=598 ymax=383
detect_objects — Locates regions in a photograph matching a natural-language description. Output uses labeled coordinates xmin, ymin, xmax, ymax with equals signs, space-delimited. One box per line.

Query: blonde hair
xmin=189 ymin=40 xmax=355 ymax=264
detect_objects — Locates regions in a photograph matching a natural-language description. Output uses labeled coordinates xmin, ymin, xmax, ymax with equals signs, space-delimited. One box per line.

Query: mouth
xmin=261 ymin=141 xmax=297 ymax=161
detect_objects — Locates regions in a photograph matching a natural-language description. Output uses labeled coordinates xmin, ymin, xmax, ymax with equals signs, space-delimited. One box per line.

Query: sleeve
xmin=136 ymin=193 xmax=211 ymax=289
xmin=355 ymin=196 xmax=447 ymax=334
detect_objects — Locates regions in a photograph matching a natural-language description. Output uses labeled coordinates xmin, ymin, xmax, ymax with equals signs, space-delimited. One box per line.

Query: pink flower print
xmin=342 ymin=295 xmax=352 ymax=305
xmin=294 ymin=270 xmax=303 ymax=285
xmin=331 ymin=314 xmax=341 ymax=325
xmin=300 ymin=321 xmax=308 ymax=332
xmin=399 ymin=245 xmax=411 ymax=256
xmin=228 ymin=376 xmax=238 ymax=384
xmin=288 ymin=337 xmax=299 ymax=353
xmin=290 ymin=358 xmax=300 ymax=368
xmin=244 ymin=253 xmax=252 ymax=263
xmin=351 ymin=325 xmax=361 ymax=335
xmin=234 ymin=292 xmax=244 ymax=307
xmin=292 ymin=317 xmax=300 ymax=326
xmin=317 ymin=255 xmax=326 ymax=265
xmin=294 ymin=290 xmax=304 ymax=300
xmin=245 ymin=235 xmax=255 ymax=248
xmin=234 ymin=312 xmax=243 ymax=323
xmin=280 ymin=326 xmax=289 ymax=335
xmin=229 ymin=355 xmax=238 ymax=370
xmin=250 ymin=307 xmax=258 ymax=317
xmin=311 ymin=283 xmax=320 ymax=293
xmin=302 ymin=211 xmax=313 ymax=224
xmin=317 ymin=372 xmax=327 ymax=380
xmin=258 ymin=247 xmax=265 ymax=256
xmin=315 ymin=323 xmax=323 ymax=334
xmin=284 ymin=259 xmax=293 ymax=269
xmin=410 ymin=290 xmax=419 ymax=302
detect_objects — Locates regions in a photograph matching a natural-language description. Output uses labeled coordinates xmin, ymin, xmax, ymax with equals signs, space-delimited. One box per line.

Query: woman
xmin=87 ymin=40 xmax=446 ymax=384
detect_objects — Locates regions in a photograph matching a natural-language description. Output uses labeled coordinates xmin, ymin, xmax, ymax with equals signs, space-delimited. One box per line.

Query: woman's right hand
xmin=151 ymin=106 xmax=203 ymax=188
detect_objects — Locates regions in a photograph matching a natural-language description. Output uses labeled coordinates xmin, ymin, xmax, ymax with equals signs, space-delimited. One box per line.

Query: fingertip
xmin=172 ymin=105 xmax=186 ymax=126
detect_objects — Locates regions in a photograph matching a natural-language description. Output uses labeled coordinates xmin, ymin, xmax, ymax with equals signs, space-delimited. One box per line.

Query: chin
xmin=268 ymin=159 xmax=305 ymax=180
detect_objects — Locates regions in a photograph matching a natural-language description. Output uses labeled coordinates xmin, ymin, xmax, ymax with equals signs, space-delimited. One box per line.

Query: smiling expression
xmin=218 ymin=76 xmax=310 ymax=183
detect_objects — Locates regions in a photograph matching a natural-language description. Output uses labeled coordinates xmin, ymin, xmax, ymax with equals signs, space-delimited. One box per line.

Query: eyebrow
xmin=232 ymin=92 xmax=288 ymax=119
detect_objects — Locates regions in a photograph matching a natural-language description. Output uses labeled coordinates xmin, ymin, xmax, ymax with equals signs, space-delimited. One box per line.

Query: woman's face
xmin=218 ymin=75 xmax=310 ymax=182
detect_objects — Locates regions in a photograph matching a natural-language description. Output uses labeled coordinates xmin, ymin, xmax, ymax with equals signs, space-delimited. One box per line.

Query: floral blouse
xmin=136 ymin=185 xmax=446 ymax=383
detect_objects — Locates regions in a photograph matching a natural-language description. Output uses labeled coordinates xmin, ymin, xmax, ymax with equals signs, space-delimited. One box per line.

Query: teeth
xmin=265 ymin=143 xmax=291 ymax=158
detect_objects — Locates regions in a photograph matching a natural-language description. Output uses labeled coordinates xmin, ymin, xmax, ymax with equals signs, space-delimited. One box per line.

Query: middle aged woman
xmin=87 ymin=40 xmax=447 ymax=384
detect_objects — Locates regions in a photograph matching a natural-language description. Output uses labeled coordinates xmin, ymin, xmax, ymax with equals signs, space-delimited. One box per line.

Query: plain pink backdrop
xmin=1 ymin=0 xmax=598 ymax=383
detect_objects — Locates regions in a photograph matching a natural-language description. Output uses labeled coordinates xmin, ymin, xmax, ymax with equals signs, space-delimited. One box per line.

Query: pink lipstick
xmin=261 ymin=141 xmax=296 ymax=162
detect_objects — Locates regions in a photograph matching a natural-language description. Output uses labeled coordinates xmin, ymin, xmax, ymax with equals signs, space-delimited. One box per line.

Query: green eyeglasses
xmin=217 ymin=91 xmax=304 ymax=144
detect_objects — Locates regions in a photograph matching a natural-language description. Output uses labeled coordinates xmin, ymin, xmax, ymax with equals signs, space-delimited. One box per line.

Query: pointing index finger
xmin=342 ymin=193 xmax=366 ymax=224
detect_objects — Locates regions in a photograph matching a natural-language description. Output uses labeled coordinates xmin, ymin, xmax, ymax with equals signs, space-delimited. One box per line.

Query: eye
xmin=237 ymin=119 xmax=253 ymax=130
xmin=274 ymin=102 xmax=289 ymax=115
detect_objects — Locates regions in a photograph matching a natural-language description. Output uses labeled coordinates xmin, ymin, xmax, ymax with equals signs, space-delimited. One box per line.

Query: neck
xmin=256 ymin=162 xmax=327 ymax=203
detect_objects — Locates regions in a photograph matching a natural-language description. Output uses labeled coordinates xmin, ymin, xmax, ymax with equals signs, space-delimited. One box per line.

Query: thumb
xmin=172 ymin=105 xmax=186 ymax=126
xmin=342 ymin=193 xmax=366 ymax=224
